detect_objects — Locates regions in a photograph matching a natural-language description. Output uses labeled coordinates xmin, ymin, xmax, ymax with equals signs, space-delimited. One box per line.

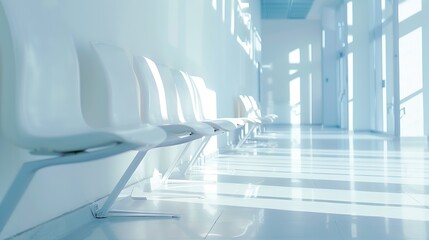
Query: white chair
xmin=188 ymin=76 xmax=262 ymax=150
xmin=247 ymin=95 xmax=278 ymax=123
xmin=173 ymin=71 xmax=239 ymax=131
xmin=189 ymin=75 xmax=247 ymax=129
xmin=171 ymin=70 xmax=242 ymax=173
xmin=0 ymin=0 xmax=167 ymax=232
xmin=246 ymin=95 xmax=277 ymax=134
xmin=134 ymin=57 xmax=217 ymax=135
xmin=133 ymin=56 xmax=223 ymax=184
xmin=234 ymin=95 xmax=264 ymax=147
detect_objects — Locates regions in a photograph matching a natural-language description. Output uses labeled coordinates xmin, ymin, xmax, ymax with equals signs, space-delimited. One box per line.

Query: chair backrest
xmin=90 ymin=43 xmax=142 ymax=128
xmin=238 ymin=95 xmax=250 ymax=118
xmin=0 ymin=0 xmax=96 ymax=152
xmin=237 ymin=95 xmax=256 ymax=119
xmin=170 ymin=69 xmax=200 ymax=122
xmin=134 ymin=56 xmax=192 ymax=125
xmin=133 ymin=56 xmax=172 ymax=125
xmin=247 ymin=96 xmax=262 ymax=118
xmin=156 ymin=64 xmax=184 ymax=123
xmin=188 ymin=75 xmax=212 ymax=120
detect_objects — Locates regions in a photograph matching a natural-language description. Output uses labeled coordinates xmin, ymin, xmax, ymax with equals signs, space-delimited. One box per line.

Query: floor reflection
xmin=63 ymin=126 xmax=429 ymax=240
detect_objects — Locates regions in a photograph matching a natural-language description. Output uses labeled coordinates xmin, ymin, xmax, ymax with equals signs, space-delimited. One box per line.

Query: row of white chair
xmin=90 ymin=42 xmax=242 ymax=218
xmin=236 ymin=95 xmax=278 ymax=147
xmin=0 ymin=0 xmax=252 ymax=232
xmin=238 ymin=95 xmax=278 ymax=124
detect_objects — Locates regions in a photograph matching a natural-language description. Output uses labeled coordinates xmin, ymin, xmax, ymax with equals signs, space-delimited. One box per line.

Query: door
xmin=371 ymin=0 xmax=397 ymax=136
xmin=336 ymin=1 xmax=349 ymax=129
xmin=372 ymin=0 xmax=390 ymax=134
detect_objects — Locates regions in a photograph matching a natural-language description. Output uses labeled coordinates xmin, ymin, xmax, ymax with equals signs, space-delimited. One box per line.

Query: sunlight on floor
xmin=63 ymin=126 xmax=429 ymax=240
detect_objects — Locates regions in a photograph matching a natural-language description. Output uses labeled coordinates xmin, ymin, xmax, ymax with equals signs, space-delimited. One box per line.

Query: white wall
xmin=0 ymin=0 xmax=260 ymax=238
xmin=61 ymin=0 xmax=260 ymax=120
xmin=261 ymin=20 xmax=322 ymax=125
xmin=423 ymin=0 xmax=429 ymax=137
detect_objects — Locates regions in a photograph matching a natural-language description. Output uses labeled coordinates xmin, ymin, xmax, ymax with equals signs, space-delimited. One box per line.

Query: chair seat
xmin=30 ymin=124 xmax=166 ymax=154
xmin=203 ymin=119 xmax=238 ymax=132
xmin=155 ymin=123 xmax=215 ymax=148
xmin=157 ymin=122 xmax=215 ymax=136
xmin=260 ymin=116 xmax=274 ymax=123
xmin=217 ymin=118 xmax=246 ymax=127
xmin=266 ymin=114 xmax=278 ymax=119
xmin=179 ymin=122 xmax=217 ymax=136
xmin=28 ymin=130 xmax=120 ymax=154
xmin=243 ymin=117 xmax=262 ymax=124
xmin=106 ymin=124 xmax=167 ymax=147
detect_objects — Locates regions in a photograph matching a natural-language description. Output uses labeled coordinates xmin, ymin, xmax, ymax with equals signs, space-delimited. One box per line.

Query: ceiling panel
xmin=261 ymin=0 xmax=315 ymax=19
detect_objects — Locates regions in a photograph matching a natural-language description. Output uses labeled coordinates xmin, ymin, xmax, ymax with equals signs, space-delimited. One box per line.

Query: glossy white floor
xmin=61 ymin=125 xmax=429 ymax=239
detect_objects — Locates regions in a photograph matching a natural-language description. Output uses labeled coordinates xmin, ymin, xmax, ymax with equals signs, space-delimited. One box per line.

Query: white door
xmin=372 ymin=0 xmax=392 ymax=134
xmin=336 ymin=1 xmax=349 ymax=129
xmin=380 ymin=0 xmax=398 ymax=136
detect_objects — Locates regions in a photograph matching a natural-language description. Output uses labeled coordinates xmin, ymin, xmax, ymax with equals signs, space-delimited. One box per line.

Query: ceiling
xmin=261 ymin=0 xmax=341 ymax=20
